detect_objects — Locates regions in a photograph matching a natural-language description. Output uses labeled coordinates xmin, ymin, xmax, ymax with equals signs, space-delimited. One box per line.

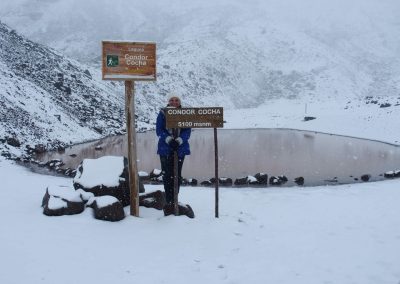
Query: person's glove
xmin=165 ymin=136 xmax=173 ymax=144
xmin=175 ymin=137 xmax=183 ymax=145
xmin=169 ymin=139 xmax=179 ymax=151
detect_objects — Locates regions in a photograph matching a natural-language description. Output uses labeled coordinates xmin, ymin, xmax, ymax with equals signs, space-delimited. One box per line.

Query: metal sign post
xmin=214 ymin=128 xmax=219 ymax=218
xmin=172 ymin=128 xmax=179 ymax=216
xmin=102 ymin=41 xmax=156 ymax=217
xmin=165 ymin=107 xmax=224 ymax=218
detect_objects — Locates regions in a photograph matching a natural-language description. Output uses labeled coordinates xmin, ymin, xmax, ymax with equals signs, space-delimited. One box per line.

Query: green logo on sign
xmin=106 ymin=55 xmax=119 ymax=67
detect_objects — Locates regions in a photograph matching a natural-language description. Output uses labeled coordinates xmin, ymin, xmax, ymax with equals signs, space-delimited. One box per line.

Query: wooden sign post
xmin=165 ymin=107 xmax=224 ymax=218
xmin=102 ymin=41 xmax=156 ymax=217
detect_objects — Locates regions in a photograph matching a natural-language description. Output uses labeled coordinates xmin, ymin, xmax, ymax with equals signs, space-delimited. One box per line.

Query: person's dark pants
xmin=160 ymin=154 xmax=184 ymax=204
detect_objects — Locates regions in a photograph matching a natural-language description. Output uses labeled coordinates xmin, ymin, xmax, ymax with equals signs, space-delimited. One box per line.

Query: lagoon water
xmin=35 ymin=129 xmax=400 ymax=186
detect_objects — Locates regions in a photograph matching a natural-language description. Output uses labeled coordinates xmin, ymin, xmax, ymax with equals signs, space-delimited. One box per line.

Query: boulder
xmin=42 ymin=186 xmax=85 ymax=216
xmin=278 ymin=175 xmax=288 ymax=184
xmin=247 ymin=176 xmax=258 ymax=185
xmin=181 ymin=178 xmax=189 ymax=186
xmin=234 ymin=177 xmax=248 ymax=186
xmin=163 ymin=202 xmax=195 ymax=218
xmin=384 ymin=171 xmax=396 ymax=178
xmin=254 ymin=173 xmax=268 ymax=185
xmin=88 ymin=196 xmax=125 ymax=222
xmin=149 ymin=168 xmax=162 ymax=180
xmin=139 ymin=190 xmax=165 ymax=210
xmin=138 ymin=171 xmax=150 ymax=182
xmin=210 ymin=177 xmax=233 ymax=186
xmin=380 ymin=103 xmax=391 ymax=108
xmin=6 ymin=137 xmax=21 ymax=148
xmin=361 ymin=174 xmax=371 ymax=182
xmin=188 ymin=178 xmax=198 ymax=186
xmin=269 ymin=175 xmax=288 ymax=186
xmin=304 ymin=116 xmax=316 ymax=121
xmin=73 ymin=156 xmax=144 ymax=206
xmin=294 ymin=177 xmax=305 ymax=186
xmin=200 ymin=180 xmax=213 ymax=186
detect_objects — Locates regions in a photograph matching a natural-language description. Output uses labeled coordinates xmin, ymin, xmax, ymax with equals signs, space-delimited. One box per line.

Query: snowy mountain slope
xmin=0 ymin=0 xmax=399 ymax=109
xmin=0 ymin=22 xmax=153 ymax=157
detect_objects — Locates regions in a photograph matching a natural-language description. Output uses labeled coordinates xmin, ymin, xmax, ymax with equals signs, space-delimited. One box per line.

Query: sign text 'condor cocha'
xmin=165 ymin=107 xmax=224 ymax=128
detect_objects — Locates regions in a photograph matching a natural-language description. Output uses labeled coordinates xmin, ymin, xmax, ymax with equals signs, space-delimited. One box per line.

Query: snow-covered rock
xmin=42 ymin=186 xmax=85 ymax=216
xmin=139 ymin=190 xmax=166 ymax=210
xmin=73 ymin=156 xmax=145 ymax=206
xmin=87 ymin=196 xmax=125 ymax=222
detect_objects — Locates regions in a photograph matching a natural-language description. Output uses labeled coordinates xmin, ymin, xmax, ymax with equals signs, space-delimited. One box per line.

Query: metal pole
xmin=214 ymin=128 xmax=219 ymax=218
xmin=173 ymin=128 xmax=179 ymax=216
xmin=125 ymin=81 xmax=139 ymax=217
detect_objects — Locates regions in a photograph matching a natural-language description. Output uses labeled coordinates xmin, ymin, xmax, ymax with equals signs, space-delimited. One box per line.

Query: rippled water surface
xmin=35 ymin=129 xmax=400 ymax=186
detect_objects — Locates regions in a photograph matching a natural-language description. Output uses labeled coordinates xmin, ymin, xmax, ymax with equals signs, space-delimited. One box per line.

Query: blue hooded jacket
xmin=156 ymin=108 xmax=191 ymax=158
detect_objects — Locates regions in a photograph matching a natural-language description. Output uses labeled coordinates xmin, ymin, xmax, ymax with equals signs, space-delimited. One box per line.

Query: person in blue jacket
xmin=156 ymin=95 xmax=191 ymax=205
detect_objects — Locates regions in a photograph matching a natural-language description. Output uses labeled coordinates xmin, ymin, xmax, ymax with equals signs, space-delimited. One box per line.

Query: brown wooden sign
xmin=102 ymin=41 xmax=156 ymax=81
xmin=165 ymin=107 xmax=224 ymax=128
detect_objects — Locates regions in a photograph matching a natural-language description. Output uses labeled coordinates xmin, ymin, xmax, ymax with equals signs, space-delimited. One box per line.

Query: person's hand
xmin=169 ymin=139 xmax=179 ymax=151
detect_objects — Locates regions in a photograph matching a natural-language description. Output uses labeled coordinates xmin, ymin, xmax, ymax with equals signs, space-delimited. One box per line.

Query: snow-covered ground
xmin=225 ymin=98 xmax=400 ymax=145
xmin=1 ymin=157 xmax=400 ymax=284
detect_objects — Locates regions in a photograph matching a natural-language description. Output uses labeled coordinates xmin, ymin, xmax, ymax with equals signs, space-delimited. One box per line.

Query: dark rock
xmin=304 ymin=116 xmax=316 ymax=121
xmin=269 ymin=176 xmax=282 ymax=186
xmin=34 ymin=144 xmax=46 ymax=154
xmin=181 ymin=178 xmax=189 ymax=186
xmin=42 ymin=187 xmax=85 ymax=216
xmin=380 ymin=103 xmax=391 ymax=108
xmin=278 ymin=175 xmax=288 ymax=183
xmin=163 ymin=203 xmax=195 ymax=218
xmin=139 ymin=190 xmax=165 ymax=210
xmin=234 ymin=177 xmax=248 ymax=186
xmin=139 ymin=171 xmax=150 ymax=182
xmin=149 ymin=168 xmax=162 ymax=179
xmin=384 ymin=170 xmax=400 ymax=178
xmin=54 ymin=81 xmax=63 ymax=90
xmin=84 ymin=69 xmax=92 ymax=79
xmin=6 ymin=137 xmax=21 ymax=147
xmin=188 ymin=178 xmax=198 ymax=186
xmin=94 ymin=146 xmax=103 ymax=151
xmin=294 ymin=177 xmax=305 ymax=186
xmin=210 ymin=177 xmax=233 ymax=186
xmin=88 ymin=196 xmax=125 ymax=222
xmin=269 ymin=175 xmax=288 ymax=186
xmin=93 ymin=127 xmax=103 ymax=134
xmin=254 ymin=173 xmax=268 ymax=185
xmin=361 ymin=174 xmax=371 ymax=182
xmin=219 ymin=177 xmax=233 ymax=186
xmin=200 ymin=180 xmax=213 ymax=186
xmin=69 ymin=154 xmax=77 ymax=158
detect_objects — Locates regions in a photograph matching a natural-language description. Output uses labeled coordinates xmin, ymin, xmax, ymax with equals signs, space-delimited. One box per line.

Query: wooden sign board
xmin=165 ymin=107 xmax=224 ymax=128
xmin=102 ymin=41 xmax=156 ymax=81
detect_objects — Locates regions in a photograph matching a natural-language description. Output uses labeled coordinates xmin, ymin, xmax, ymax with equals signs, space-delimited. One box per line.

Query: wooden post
xmin=173 ymin=128 xmax=179 ymax=215
xmin=214 ymin=128 xmax=219 ymax=218
xmin=125 ymin=81 xmax=139 ymax=217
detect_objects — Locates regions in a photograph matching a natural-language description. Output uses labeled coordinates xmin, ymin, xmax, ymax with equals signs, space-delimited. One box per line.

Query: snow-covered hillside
xmin=0 ymin=0 xmax=399 ymax=109
xmin=0 ymin=21 xmax=154 ymax=158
